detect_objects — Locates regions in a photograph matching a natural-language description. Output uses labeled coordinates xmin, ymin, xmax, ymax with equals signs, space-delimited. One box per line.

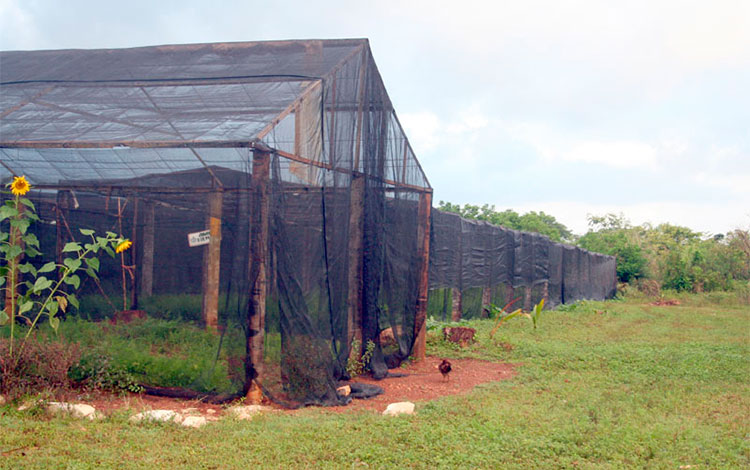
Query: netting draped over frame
xmin=1 ymin=39 xmax=615 ymax=407
xmin=1 ymin=39 xmax=432 ymax=407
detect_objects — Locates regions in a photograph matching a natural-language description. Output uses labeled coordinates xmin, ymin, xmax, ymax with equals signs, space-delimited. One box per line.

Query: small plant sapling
xmin=488 ymin=297 xmax=523 ymax=338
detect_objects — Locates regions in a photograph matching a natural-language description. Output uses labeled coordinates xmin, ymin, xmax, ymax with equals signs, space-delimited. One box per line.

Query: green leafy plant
xmin=346 ymin=339 xmax=376 ymax=378
xmin=522 ymin=298 xmax=545 ymax=329
xmin=1 ymin=175 xmax=130 ymax=361
xmin=68 ymin=353 xmax=144 ymax=394
xmin=487 ymin=298 xmax=523 ymax=338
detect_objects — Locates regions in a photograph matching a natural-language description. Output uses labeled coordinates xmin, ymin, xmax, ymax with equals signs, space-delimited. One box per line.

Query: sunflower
xmin=115 ymin=239 xmax=133 ymax=254
xmin=10 ymin=175 xmax=30 ymax=196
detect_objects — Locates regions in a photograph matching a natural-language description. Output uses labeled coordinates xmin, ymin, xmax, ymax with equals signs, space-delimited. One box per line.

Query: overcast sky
xmin=2 ymin=0 xmax=748 ymax=235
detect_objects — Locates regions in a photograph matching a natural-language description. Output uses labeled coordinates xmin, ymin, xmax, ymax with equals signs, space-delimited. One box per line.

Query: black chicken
xmin=438 ymin=359 xmax=452 ymax=381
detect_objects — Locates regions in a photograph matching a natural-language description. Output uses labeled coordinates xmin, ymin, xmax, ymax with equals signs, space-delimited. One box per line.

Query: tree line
xmin=438 ymin=202 xmax=750 ymax=292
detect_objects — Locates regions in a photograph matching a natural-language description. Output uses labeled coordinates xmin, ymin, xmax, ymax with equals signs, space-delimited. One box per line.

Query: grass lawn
xmin=1 ymin=295 xmax=748 ymax=469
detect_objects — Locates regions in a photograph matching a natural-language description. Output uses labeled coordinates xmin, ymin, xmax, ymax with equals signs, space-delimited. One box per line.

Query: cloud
xmin=562 ymin=141 xmax=658 ymax=170
xmin=0 ymin=0 xmax=42 ymax=49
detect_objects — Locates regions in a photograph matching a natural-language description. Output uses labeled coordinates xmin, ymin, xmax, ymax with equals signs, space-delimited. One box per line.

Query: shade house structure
xmin=1 ymin=39 xmax=433 ymax=406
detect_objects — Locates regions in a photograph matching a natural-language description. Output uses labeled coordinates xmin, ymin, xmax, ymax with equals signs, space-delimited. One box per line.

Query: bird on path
xmin=438 ymin=359 xmax=452 ymax=381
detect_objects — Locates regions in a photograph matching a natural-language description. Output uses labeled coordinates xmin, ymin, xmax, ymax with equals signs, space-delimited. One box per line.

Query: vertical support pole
xmin=55 ymin=191 xmax=68 ymax=283
xmin=246 ymin=149 xmax=270 ymax=403
xmin=506 ymin=284 xmax=515 ymax=307
xmin=481 ymin=286 xmax=492 ymax=318
xmin=412 ymin=191 xmax=432 ymax=362
xmin=130 ymin=198 xmax=139 ymax=310
xmin=450 ymin=288 xmax=462 ymax=322
xmin=140 ymin=201 xmax=155 ymax=298
xmin=201 ymin=191 xmax=223 ymax=333
xmin=346 ymin=174 xmax=365 ymax=360
xmin=523 ymin=286 xmax=532 ymax=311
xmin=542 ymin=280 xmax=549 ymax=307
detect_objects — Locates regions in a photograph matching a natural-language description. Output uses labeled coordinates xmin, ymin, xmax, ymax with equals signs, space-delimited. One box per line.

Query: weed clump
xmin=0 ymin=338 xmax=80 ymax=400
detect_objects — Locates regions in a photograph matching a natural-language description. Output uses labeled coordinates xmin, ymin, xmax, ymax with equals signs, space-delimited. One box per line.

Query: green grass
xmin=1 ymin=295 xmax=748 ymax=469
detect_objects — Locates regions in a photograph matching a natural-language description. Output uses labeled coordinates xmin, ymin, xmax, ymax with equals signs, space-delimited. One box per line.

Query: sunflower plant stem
xmin=7 ymin=195 xmax=20 ymax=358
xmin=17 ymin=248 xmax=88 ymax=359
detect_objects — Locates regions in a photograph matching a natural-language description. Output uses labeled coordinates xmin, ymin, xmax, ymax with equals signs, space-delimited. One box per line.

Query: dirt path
xmin=54 ymin=356 xmax=517 ymax=417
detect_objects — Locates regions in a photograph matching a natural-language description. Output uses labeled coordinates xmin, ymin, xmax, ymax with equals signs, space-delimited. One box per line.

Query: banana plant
xmin=522 ymin=298 xmax=546 ymax=329
xmin=487 ymin=297 xmax=523 ymax=338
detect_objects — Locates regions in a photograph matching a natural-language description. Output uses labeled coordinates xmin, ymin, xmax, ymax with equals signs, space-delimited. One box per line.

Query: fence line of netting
xmin=427 ymin=209 xmax=617 ymax=319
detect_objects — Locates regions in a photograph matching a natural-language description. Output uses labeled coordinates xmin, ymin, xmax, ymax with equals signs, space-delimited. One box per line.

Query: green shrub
xmin=68 ymin=353 xmax=143 ymax=394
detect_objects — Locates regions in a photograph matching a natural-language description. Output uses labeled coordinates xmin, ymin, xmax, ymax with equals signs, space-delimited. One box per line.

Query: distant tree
xmin=582 ymin=214 xmax=750 ymax=290
xmin=578 ymin=215 xmax=647 ymax=283
xmin=437 ymin=201 xmax=572 ymax=242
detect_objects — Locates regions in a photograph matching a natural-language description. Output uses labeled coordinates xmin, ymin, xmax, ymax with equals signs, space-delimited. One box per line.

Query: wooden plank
xmin=201 ymin=191 xmax=223 ymax=333
xmin=140 ymin=201 xmax=155 ymax=297
xmin=412 ymin=191 xmax=432 ymax=361
xmin=346 ymin=174 xmax=365 ymax=361
xmin=246 ymin=149 xmax=270 ymax=403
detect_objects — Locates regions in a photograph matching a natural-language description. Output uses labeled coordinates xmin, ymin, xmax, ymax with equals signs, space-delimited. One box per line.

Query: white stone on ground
xmin=383 ymin=402 xmax=415 ymax=416
xmin=226 ymin=404 xmax=272 ymax=420
xmin=181 ymin=416 xmax=208 ymax=428
xmin=129 ymin=409 xmax=184 ymax=424
xmin=46 ymin=402 xmax=102 ymax=420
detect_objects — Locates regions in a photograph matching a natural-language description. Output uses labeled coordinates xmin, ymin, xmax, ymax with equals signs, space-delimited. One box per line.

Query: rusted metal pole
xmin=201 ymin=190 xmax=223 ymax=332
xmin=246 ymin=149 xmax=270 ymax=404
xmin=412 ymin=191 xmax=432 ymax=361
xmin=346 ymin=174 xmax=365 ymax=361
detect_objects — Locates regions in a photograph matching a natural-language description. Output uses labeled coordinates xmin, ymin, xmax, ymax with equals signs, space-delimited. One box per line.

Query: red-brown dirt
xmin=338 ymin=356 xmax=517 ymax=413
xmin=48 ymin=356 xmax=516 ymax=417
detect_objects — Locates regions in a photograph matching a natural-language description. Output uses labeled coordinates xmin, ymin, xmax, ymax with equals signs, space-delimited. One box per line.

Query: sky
xmin=1 ymin=0 xmax=748 ymax=236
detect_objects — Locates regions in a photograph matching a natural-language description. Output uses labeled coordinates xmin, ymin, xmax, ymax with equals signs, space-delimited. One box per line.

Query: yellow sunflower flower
xmin=10 ymin=175 xmax=30 ymax=196
xmin=115 ymin=240 xmax=133 ymax=254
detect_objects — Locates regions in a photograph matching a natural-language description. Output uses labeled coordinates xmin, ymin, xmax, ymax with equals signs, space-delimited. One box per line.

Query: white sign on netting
xmin=187 ymin=229 xmax=211 ymax=247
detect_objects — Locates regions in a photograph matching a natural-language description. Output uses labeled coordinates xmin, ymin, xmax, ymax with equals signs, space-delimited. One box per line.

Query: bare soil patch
xmin=33 ymin=357 xmax=516 ymax=417
xmin=337 ymin=356 xmax=517 ymax=413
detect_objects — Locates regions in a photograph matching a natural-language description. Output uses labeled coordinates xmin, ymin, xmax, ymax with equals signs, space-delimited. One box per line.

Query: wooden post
xmin=450 ymin=288 xmax=462 ymax=322
xmin=542 ymin=280 xmax=549 ymax=307
xmin=201 ymin=191 xmax=223 ymax=333
xmin=412 ymin=191 xmax=432 ymax=362
xmin=55 ymin=191 xmax=68 ymax=284
xmin=506 ymin=284 xmax=515 ymax=307
xmin=481 ymin=286 xmax=492 ymax=318
xmin=523 ymin=286 xmax=532 ymax=311
xmin=130 ymin=198 xmax=139 ymax=310
xmin=346 ymin=174 xmax=365 ymax=361
xmin=140 ymin=201 xmax=155 ymax=297
xmin=246 ymin=149 xmax=270 ymax=403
